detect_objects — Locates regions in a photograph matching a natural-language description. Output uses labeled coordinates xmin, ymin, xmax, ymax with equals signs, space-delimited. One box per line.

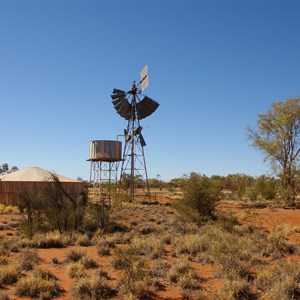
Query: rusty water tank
xmin=89 ymin=140 xmax=122 ymax=162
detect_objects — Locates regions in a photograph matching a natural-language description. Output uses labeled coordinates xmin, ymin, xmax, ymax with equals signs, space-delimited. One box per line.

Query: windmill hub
xmin=128 ymin=81 xmax=138 ymax=95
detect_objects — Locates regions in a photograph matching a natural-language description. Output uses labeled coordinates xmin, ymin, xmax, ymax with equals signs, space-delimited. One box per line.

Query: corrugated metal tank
xmin=89 ymin=140 xmax=122 ymax=162
xmin=0 ymin=181 xmax=85 ymax=206
xmin=0 ymin=167 xmax=86 ymax=206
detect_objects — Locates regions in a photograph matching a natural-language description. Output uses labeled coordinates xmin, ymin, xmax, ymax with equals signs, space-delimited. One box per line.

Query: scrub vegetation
xmin=1 ymin=177 xmax=300 ymax=300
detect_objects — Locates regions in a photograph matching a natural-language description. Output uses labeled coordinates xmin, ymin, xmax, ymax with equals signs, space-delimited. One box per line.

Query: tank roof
xmin=0 ymin=167 xmax=81 ymax=183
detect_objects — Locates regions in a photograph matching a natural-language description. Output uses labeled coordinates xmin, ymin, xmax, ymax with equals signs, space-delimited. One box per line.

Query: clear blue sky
xmin=1 ymin=0 xmax=300 ymax=181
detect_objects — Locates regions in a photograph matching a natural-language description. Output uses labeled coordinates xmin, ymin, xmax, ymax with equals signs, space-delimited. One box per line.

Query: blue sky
xmin=1 ymin=0 xmax=299 ymax=181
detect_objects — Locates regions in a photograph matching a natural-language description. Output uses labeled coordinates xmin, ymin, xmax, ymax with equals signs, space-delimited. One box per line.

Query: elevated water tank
xmin=89 ymin=140 xmax=122 ymax=162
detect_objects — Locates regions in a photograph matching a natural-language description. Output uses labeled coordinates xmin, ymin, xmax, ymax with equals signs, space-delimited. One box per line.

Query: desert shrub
xmin=83 ymin=203 xmax=112 ymax=235
xmin=255 ymin=175 xmax=277 ymax=200
xmin=4 ymin=233 xmax=53 ymax=252
xmin=111 ymin=247 xmax=136 ymax=270
xmin=174 ymin=173 xmax=222 ymax=221
xmin=0 ymin=264 xmax=20 ymax=286
xmin=178 ymin=270 xmax=201 ymax=290
xmin=43 ymin=174 xmax=88 ymax=233
xmin=170 ymin=215 xmax=199 ymax=235
xmin=67 ymin=262 xmax=86 ymax=279
xmin=132 ymin=280 xmax=155 ymax=299
xmin=32 ymin=231 xmax=66 ymax=248
xmin=32 ymin=266 xmax=57 ymax=281
xmin=267 ymin=225 xmax=297 ymax=255
xmin=15 ymin=273 xmax=61 ymax=298
xmin=96 ymin=238 xmax=114 ymax=256
xmin=94 ymin=267 xmax=110 ymax=280
xmin=167 ymin=258 xmax=193 ymax=284
xmin=215 ymin=278 xmax=255 ymax=300
xmin=9 ymin=235 xmax=37 ymax=251
xmin=64 ymin=249 xmax=86 ymax=263
xmin=245 ymin=186 xmax=259 ymax=201
xmin=256 ymin=260 xmax=300 ymax=299
xmin=139 ymin=224 xmax=157 ymax=235
xmin=76 ymin=233 xmax=91 ymax=247
xmin=112 ymin=247 xmax=150 ymax=296
xmin=216 ymin=212 xmax=240 ymax=233
xmin=107 ymin=232 xmax=131 ymax=244
xmin=72 ymin=273 xmax=116 ymax=299
xmin=19 ymin=190 xmax=45 ymax=239
xmin=143 ymin=236 xmax=166 ymax=259
xmin=129 ymin=236 xmax=165 ymax=259
xmin=81 ymin=255 xmax=98 ymax=269
xmin=18 ymin=248 xmax=39 ymax=271
xmin=202 ymin=225 xmax=255 ymax=281
xmin=173 ymin=234 xmax=209 ymax=256
xmin=109 ymin=221 xmax=128 ymax=233
xmin=150 ymin=259 xmax=170 ymax=279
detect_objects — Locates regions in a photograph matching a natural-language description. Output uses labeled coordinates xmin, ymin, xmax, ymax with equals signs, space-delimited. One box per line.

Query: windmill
xmin=111 ymin=65 xmax=159 ymax=202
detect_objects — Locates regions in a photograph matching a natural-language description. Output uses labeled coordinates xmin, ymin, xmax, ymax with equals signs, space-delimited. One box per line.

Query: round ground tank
xmin=89 ymin=140 xmax=122 ymax=162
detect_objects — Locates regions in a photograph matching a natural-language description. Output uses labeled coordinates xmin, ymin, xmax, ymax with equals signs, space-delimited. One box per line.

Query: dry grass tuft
xmin=72 ymin=272 xmax=116 ymax=299
xmin=15 ymin=267 xmax=60 ymax=298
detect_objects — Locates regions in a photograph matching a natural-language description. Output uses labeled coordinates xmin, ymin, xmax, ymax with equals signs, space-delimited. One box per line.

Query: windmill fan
xmin=111 ymin=89 xmax=159 ymax=121
xmin=111 ymin=65 xmax=159 ymax=202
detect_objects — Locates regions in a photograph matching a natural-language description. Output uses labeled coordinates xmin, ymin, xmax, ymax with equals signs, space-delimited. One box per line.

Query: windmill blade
xmin=118 ymin=102 xmax=131 ymax=119
xmin=112 ymin=89 xmax=126 ymax=95
xmin=111 ymin=88 xmax=131 ymax=120
xmin=111 ymin=94 xmax=123 ymax=100
xmin=139 ymin=133 xmax=146 ymax=147
xmin=136 ymin=96 xmax=159 ymax=120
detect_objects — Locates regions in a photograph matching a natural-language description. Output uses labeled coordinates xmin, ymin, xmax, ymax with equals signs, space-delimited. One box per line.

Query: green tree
xmin=0 ymin=163 xmax=18 ymax=175
xmin=247 ymin=97 xmax=300 ymax=205
xmin=224 ymin=174 xmax=254 ymax=198
xmin=174 ymin=173 xmax=222 ymax=221
xmin=1 ymin=163 xmax=9 ymax=174
xmin=255 ymin=175 xmax=277 ymax=200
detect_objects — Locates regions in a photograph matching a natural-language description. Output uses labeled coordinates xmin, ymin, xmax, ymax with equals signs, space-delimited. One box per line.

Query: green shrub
xmin=174 ymin=173 xmax=222 ymax=221
xmin=83 ymin=203 xmax=113 ymax=234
